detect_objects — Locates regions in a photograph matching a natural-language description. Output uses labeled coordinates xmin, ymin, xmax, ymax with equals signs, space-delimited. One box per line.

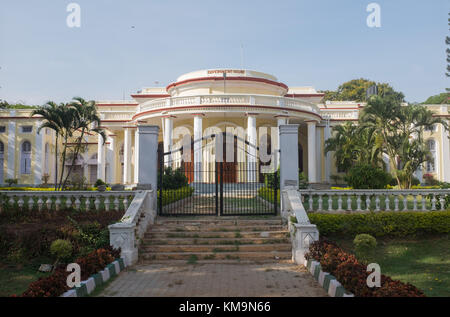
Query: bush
xmin=94 ymin=179 xmax=106 ymax=187
xmin=159 ymin=186 xmax=194 ymax=206
xmin=305 ymin=239 xmax=425 ymax=297
xmin=345 ymin=164 xmax=391 ymax=189
xmin=264 ymin=169 xmax=307 ymax=189
xmin=353 ymin=234 xmax=377 ymax=261
xmin=159 ymin=167 xmax=189 ymax=190
xmin=50 ymin=239 xmax=73 ymax=262
xmin=258 ymin=186 xmax=280 ymax=204
xmin=5 ymin=178 xmax=18 ymax=187
xmin=308 ymin=211 xmax=450 ymax=238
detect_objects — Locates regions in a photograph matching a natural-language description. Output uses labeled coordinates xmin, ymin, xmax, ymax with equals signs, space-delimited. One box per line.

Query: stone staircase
xmin=139 ymin=217 xmax=292 ymax=264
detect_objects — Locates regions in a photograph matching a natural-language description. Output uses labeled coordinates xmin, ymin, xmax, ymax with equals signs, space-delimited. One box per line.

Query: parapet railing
xmin=0 ymin=191 xmax=136 ymax=212
xmin=298 ymin=189 xmax=450 ymax=213
xmin=138 ymin=94 xmax=321 ymax=116
xmin=109 ymin=190 xmax=156 ymax=266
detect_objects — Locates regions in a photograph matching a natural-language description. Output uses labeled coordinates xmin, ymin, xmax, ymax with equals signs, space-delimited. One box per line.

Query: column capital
xmin=137 ymin=125 xmax=159 ymax=135
xmin=305 ymin=120 xmax=318 ymax=125
xmin=279 ymin=124 xmax=299 ymax=135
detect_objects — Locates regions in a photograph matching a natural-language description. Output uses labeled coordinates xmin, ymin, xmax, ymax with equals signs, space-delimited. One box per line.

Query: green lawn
xmin=330 ymin=235 xmax=450 ymax=297
xmin=0 ymin=257 xmax=52 ymax=297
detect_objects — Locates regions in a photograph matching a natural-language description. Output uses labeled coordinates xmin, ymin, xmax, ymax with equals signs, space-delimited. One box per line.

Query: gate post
xmin=137 ymin=125 xmax=160 ymax=209
xmin=279 ymin=124 xmax=299 ymax=219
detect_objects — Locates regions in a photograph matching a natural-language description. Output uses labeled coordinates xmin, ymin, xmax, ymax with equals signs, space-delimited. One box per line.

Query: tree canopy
xmin=321 ymin=78 xmax=405 ymax=103
xmin=422 ymin=93 xmax=449 ymax=104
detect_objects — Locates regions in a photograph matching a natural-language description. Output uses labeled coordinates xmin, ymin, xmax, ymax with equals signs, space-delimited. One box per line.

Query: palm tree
xmin=324 ymin=122 xmax=383 ymax=172
xmin=31 ymin=102 xmax=66 ymax=189
xmin=361 ymin=96 xmax=448 ymax=188
xmin=61 ymin=97 xmax=106 ymax=189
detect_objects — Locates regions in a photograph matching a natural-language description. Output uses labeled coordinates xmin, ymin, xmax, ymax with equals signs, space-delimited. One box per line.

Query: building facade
xmin=1 ymin=69 xmax=449 ymax=186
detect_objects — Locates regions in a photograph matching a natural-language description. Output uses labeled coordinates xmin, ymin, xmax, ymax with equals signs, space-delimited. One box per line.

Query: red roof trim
xmin=130 ymin=94 xmax=170 ymax=98
xmin=132 ymin=104 xmax=321 ymax=121
xmin=285 ymin=93 xmax=325 ymax=98
xmin=96 ymin=103 xmax=138 ymax=107
xmin=166 ymin=76 xmax=289 ymax=92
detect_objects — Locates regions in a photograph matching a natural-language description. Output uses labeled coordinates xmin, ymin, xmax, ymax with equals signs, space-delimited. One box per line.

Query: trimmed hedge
xmin=159 ymin=186 xmax=194 ymax=206
xmin=308 ymin=211 xmax=450 ymax=238
xmin=258 ymin=186 xmax=280 ymax=204
xmin=305 ymin=239 xmax=425 ymax=297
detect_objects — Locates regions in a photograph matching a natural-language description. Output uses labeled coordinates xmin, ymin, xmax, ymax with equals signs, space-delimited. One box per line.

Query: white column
xmin=307 ymin=121 xmax=317 ymax=183
xmin=440 ymin=108 xmax=450 ymax=182
xmin=7 ymin=111 xmax=16 ymax=179
xmin=163 ymin=117 xmax=173 ymax=166
xmin=107 ymin=135 xmax=116 ymax=184
xmin=97 ymin=134 xmax=106 ymax=181
xmin=134 ymin=129 xmax=139 ymax=184
xmin=316 ymin=127 xmax=322 ymax=182
xmin=34 ymin=121 xmax=44 ymax=185
xmin=247 ymin=115 xmax=257 ymax=182
xmin=324 ymin=121 xmax=331 ymax=183
xmin=276 ymin=117 xmax=287 ymax=168
xmin=194 ymin=115 xmax=203 ymax=182
xmin=123 ymin=128 xmax=132 ymax=184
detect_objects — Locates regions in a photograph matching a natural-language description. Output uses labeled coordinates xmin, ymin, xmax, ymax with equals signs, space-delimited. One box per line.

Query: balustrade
xmin=298 ymin=189 xmax=450 ymax=213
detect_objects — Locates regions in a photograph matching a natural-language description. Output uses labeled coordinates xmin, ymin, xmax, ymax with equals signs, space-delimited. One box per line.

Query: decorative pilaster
xmin=279 ymin=124 xmax=299 ymax=191
xmin=134 ymin=129 xmax=139 ymax=184
xmin=7 ymin=111 xmax=16 ymax=179
xmin=107 ymin=135 xmax=116 ymax=184
xmin=324 ymin=120 xmax=331 ymax=183
xmin=34 ymin=121 xmax=44 ymax=185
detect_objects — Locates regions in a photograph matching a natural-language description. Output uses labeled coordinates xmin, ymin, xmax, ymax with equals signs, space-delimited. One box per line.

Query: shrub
xmin=258 ymin=186 xmax=280 ymax=204
xmin=353 ymin=234 xmax=377 ymax=261
xmin=308 ymin=211 xmax=450 ymax=238
xmin=50 ymin=239 xmax=73 ymax=262
xmin=345 ymin=164 xmax=391 ymax=189
xmin=159 ymin=186 xmax=194 ymax=206
xmin=423 ymin=173 xmax=439 ymax=186
xmin=305 ymin=239 xmax=425 ymax=297
xmin=159 ymin=167 xmax=189 ymax=190
xmin=5 ymin=178 xmax=18 ymax=187
xmin=264 ymin=169 xmax=308 ymax=189
xmin=94 ymin=179 xmax=106 ymax=187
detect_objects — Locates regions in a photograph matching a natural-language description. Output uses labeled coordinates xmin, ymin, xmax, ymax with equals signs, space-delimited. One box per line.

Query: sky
xmin=0 ymin=0 xmax=449 ymax=104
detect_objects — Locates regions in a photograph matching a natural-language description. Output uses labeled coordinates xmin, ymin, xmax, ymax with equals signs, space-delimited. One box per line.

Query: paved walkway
xmin=98 ymin=262 xmax=328 ymax=297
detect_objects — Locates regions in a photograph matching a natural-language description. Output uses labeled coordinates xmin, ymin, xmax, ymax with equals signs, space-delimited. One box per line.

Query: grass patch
xmin=187 ymin=254 xmax=198 ymax=264
xmin=0 ymin=256 xmax=52 ymax=297
xmin=329 ymin=234 xmax=450 ymax=297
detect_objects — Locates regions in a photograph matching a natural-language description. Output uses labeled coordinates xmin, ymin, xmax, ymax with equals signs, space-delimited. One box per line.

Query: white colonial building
xmin=0 ymin=69 xmax=449 ymax=186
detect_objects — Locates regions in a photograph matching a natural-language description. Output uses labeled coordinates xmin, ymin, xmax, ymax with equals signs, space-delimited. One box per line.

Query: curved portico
xmin=97 ymin=69 xmax=329 ymax=185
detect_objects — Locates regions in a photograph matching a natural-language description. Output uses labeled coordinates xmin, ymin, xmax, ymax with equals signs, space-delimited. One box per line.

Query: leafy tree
xmin=324 ymin=122 xmax=384 ymax=173
xmin=61 ymin=97 xmax=105 ymax=189
xmin=322 ymin=78 xmax=404 ymax=103
xmin=422 ymin=93 xmax=449 ymax=104
xmin=360 ymin=96 xmax=448 ymax=188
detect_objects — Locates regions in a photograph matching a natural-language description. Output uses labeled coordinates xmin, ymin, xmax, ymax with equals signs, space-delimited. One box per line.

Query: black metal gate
xmin=157 ymin=133 xmax=278 ymax=216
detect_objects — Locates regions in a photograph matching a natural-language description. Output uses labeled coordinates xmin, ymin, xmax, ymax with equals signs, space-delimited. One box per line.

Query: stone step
xmin=140 ymin=251 xmax=292 ymax=261
xmin=142 ymin=237 xmax=290 ymax=245
xmin=141 ymin=243 xmax=292 ymax=253
xmin=148 ymin=225 xmax=286 ymax=233
xmin=144 ymin=230 xmax=289 ymax=239
xmin=155 ymin=219 xmax=284 ymax=226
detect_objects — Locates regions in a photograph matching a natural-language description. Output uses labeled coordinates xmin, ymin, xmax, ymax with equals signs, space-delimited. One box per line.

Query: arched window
xmin=426 ymin=139 xmax=436 ymax=173
xmin=21 ymin=141 xmax=32 ymax=174
xmin=0 ymin=141 xmax=4 ymax=183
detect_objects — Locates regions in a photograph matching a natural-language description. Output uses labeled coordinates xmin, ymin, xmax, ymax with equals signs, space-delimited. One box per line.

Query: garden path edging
xmin=304 ymin=259 xmax=354 ymax=297
xmin=61 ymin=258 xmax=126 ymax=297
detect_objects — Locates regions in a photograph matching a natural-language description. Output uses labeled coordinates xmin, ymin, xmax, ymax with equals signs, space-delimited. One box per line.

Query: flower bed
xmin=16 ymin=246 xmax=121 ymax=297
xmin=305 ymin=239 xmax=425 ymax=297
